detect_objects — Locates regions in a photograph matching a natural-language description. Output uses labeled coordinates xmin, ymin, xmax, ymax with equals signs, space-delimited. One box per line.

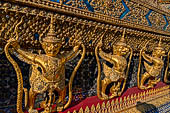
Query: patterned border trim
xmin=66 ymin=86 xmax=170 ymax=113
xmin=2 ymin=0 xmax=170 ymax=36
xmin=133 ymin=0 xmax=170 ymax=16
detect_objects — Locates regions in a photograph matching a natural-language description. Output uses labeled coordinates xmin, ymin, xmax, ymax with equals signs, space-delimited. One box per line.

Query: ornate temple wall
xmin=0 ymin=0 xmax=170 ymax=113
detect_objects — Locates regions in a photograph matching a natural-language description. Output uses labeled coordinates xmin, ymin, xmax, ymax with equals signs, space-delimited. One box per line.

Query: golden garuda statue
xmin=137 ymin=39 xmax=165 ymax=90
xmin=95 ymin=29 xmax=133 ymax=100
xmin=164 ymin=51 xmax=170 ymax=83
xmin=4 ymin=15 xmax=85 ymax=113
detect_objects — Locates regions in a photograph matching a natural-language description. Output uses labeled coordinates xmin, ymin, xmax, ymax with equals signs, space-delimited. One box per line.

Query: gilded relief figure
xmin=137 ymin=39 xmax=165 ymax=90
xmin=5 ymin=15 xmax=85 ymax=113
xmin=164 ymin=51 xmax=170 ymax=83
xmin=95 ymin=29 xmax=133 ymax=100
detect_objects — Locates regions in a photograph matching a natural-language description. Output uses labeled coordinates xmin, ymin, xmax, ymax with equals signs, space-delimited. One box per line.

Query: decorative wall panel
xmin=0 ymin=0 xmax=170 ymax=112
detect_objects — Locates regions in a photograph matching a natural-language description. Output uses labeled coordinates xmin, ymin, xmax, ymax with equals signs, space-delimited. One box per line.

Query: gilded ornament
xmin=137 ymin=39 xmax=165 ymax=90
xmin=164 ymin=51 xmax=170 ymax=83
xmin=95 ymin=29 xmax=133 ymax=100
xmin=4 ymin=14 xmax=85 ymax=113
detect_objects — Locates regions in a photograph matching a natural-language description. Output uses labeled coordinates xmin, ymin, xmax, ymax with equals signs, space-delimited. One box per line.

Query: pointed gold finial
xmin=158 ymin=38 xmax=162 ymax=47
xmin=155 ymin=38 xmax=163 ymax=50
xmin=120 ymin=28 xmax=126 ymax=42
xmin=43 ymin=14 xmax=61 ymax=43
xmin=116 ymin=28 xmax=127 ymax=46
xmin=49 ymin=14 xmax=54 ymax=34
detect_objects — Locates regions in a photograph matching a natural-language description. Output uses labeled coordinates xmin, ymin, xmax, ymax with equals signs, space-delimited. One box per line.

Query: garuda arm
xmin=137 ymin=46 xmax=152 ymax=87
xmin=11 ymin=42 xmax=45 ymax=73
xmin=141 ymin=49 xmax=153 ymax=63
xmin=142 ymin=49 xmax=153 ymax=73
xmin=98 ymin=47 xmax=116 ymax=65
xmin=64 ymin=43 xmax=81 ymax=62
xmin=125 ymin=45 xmax=133 ymax=77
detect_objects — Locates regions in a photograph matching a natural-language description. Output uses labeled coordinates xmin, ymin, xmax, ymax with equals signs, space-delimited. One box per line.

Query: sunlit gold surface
xmin=0 ymin=0 xmax=170 ymax=53
xmin=4 ymin=15 xmax=85 ymax=113
xmin=95 ymin=29 xmax=133 ymax=100
xmin=0 ymin=0 xmax=170 ymax=112
xmin=164 ymin=51 xmax=170 ymax=83
xmin=138 ymin=39 xmax=165 ymax=90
